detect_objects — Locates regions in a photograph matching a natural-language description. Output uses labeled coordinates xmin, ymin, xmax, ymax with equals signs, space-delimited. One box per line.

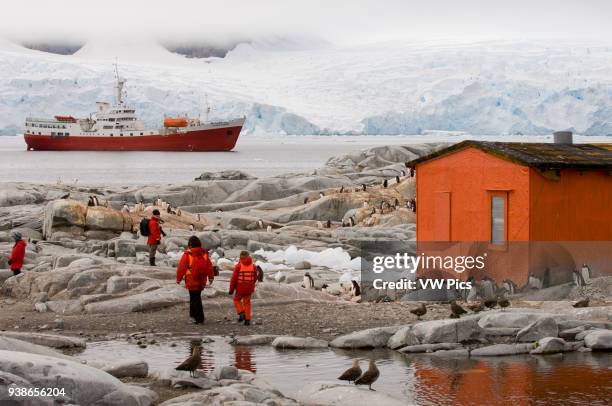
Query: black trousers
xmin=11 ymin=269 xmax=21 ymax=276
xmin=189 ymin=289 xmax=204 ymax=323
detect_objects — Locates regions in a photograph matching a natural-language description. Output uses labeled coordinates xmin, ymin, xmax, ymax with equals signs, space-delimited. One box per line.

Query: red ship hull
xmin=24 ymin=125 xmax=243 ymax=152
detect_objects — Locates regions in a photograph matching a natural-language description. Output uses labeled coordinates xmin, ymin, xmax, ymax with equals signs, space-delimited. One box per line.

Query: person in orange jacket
xmin=8 ymin=232 xmax=26 ymax=276
xmin=176 ymin=236 xmax=215 ymax=324
xmin=229 ymin=251 xmax=258 ymax=326
xmin=148 ymin=209 xmax=165 ymax=266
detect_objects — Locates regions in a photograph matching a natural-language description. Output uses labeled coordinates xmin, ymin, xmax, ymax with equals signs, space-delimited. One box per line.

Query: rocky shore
xmin=1 ymin=142 xmax=611 ymax=405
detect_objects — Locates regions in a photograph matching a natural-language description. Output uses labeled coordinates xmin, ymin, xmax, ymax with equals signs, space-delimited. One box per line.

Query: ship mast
xmin=114 ymin=61 xmax=126 ymax=106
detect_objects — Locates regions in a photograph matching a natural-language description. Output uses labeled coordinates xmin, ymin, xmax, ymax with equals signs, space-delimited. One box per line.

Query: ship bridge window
xmin=140 ymin=132 xmax=143 ymax=135
xmin=120 ymin=133 xmax=123 ymax=136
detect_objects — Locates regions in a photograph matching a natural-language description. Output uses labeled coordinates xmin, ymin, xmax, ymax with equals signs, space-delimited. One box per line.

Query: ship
xmin=24 ymin=68 xmax=245 ymax=152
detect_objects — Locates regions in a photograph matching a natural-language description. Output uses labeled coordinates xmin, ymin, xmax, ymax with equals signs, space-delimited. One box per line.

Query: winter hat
xmin=11 ymin=231 xmax=22 ymax=241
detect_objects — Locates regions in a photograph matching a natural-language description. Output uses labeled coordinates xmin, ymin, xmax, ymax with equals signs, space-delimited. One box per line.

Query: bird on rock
xmin=573 ymin=298 xmax=589 ymax=308
xmin=466 ymin=302 xmax=485 ymax=313
xmin=498 ymin=296 xmax=510 ymax=310
xmin=176 ymin=345 xmax=202 ymax=377
xmin=355 ymin=359 xmax=380 ymax=391
xmin=450 ymin=300 xmax=467 ymax=318
xmin=410 ymin=303 xmax=427 ymax=320
xmin=338 ymin=359 xmax=362 ymax=384
xmin=484 ymin=298 xmax=497 ymax=309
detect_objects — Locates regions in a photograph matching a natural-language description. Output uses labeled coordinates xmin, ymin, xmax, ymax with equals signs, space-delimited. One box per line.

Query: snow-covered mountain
xmin=1 ymin=37 xmax=612 ymax=136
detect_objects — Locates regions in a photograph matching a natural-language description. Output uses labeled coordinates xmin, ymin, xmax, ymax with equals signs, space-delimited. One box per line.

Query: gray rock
xmin=411 ymin=316 xmax=481 ymax=344
xmin=559 ymin=326 xmax=586 ymax=341
xmin=0 ymin=350 xmax=157 ymax=405
xmin=294 ymin=261 xmax=311 ymax=270
xmin=478 ymin=311 xmax=555 ymax=329
xmin=398 ymin=343 xmax=462 ymax=353
xmin=115 ymin=239 xmax=136 ymax=257
xmin=471 ymin=343 xmax=534 ymax=356
xmin=213 ymin=366 xmax=240 ymax=381
xmin=330 ymin=326 xmax=400 ymax=349
xmin=271 ymin=336 xmax=328 ymax=349
xmin=88 ymin=359 xmax=149 ymax=378
xmin=584 ymin=330 xmax=612 ymax=350
xmin=296 ymin=381 xmax=406 ymax=406
xmin=232 ymin=335 xmax=278 ymax=346
xmin=386 ymin=326 xmax=419 ymax=350
xmin=0 ymin=336 xmax=74 ymax=360
xmin=530 ymin=337 xmax=567 ymax=354
xmin=0 ymin=332 xmax=85 ymax=349
xmin=516 ymin=317 xmax=558 ymax=342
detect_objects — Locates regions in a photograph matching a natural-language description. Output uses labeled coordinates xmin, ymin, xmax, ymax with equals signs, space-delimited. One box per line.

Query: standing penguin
xmin=348 ymin=216 xmax=355 ymax=227
xmin=257 ymin=219 xmax=264 ymax=229
xmin=317 ymin=221 xmax=323 ymax=229
xmin=266 ymin=225 xmax=272 ymax=233
xmin=303 ymin=272 xmax=315 ymax=289
xmin=395 ymin=175 xmax=400 ymax=184
xmin=326 ymin=219 xmax=331 ymax=228
xmin=319 ymin=192 xmax=325 ymax=198
xmin=350 ymin=280 xmax=361 ymax=297
xmin=303 ymin=197 xmax=309 ymax=204
xmin=382 ymin=179 xmax=388 ymax=188
xmin=581 ymin=264 xmax=592 ymax=285
xmin=339 ymin=186 xmax=344 ymax=193
xmin=394 ymin=198 xmax=400 ymax=208
xmin=362 ymin=184 xmax=367 ymax=192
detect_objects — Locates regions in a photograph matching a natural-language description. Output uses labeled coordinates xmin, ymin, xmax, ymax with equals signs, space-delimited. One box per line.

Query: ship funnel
xmin=553 ymin=131 xmax=573 ymax=144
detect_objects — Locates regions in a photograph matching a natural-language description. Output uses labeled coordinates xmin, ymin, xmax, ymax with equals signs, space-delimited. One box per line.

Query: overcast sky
xmin=1 ymin=0 xmax=610 ymax=46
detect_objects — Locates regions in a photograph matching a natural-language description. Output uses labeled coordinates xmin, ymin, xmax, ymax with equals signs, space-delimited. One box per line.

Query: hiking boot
xmin=244 ymin=320 xmax=251 ymax=326
xmin=149 ymin=257 xmax=156 ymax=266
xmin=237 ymin=313 xmax=245 ymax=322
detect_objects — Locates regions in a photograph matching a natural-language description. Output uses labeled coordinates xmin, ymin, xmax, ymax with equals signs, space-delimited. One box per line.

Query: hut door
xmin=434 ymin=191 xmax=451 ymax=241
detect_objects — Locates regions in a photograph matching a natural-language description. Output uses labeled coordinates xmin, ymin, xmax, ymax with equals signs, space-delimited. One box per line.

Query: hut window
xmin=491 ymin=195 xmax=506 ymax=244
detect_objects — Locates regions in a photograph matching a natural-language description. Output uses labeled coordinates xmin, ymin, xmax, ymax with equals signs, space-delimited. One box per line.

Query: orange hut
xmin=407 ymin=135 xmax=612 ymax=286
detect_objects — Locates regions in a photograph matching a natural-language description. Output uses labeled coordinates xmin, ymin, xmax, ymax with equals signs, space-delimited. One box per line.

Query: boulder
xmin=559 ymin=326 xmax=586 ymax=341
xmin=0 ymin=350 xmax=156 ymax=405
xmin=296 ymin=381 xmax=406 ymax=406
xmin=0 ymin=332 xmax=85 ymax=349
xmin=86 ymin=207 xmax=132 ymax=232
xmin=212 ymin=366 xmax=240 ymax=381
xmin=330 ymin=326 xmax=400 ymax=349
xmin=271 ymin=336 xmax=328 ymax=349
xmin=584 ymin=330 xmax=612 ymax=350
xmin=87 ymin=359 xmax=149 ymax=378
xmin=115 ymin=239 xmax=136 ymax=257
xmin=398 ymin=343 xmax=462 ymax=353
xmin=386 ymin=326 xmax=419 ymax=350
xmin=43 ymin=199 xmax=87 ymax=239
xmin=0 ymin=336 xmax=73 ymax=360
xmin=84 ymin=286 xmax=188 ymax=314
xmin=232 ymin=335 xmax=278 ymax=346
xmin=530 ymin=337 xmax=567 ymax=354
xmin=478 ymin=311 xmax=554 ymax=329
xmin=471 ymin=343 xmax=534 ymax=356
xmin=411 ymin=316 xmax=481 ymax=344
xmin=516 ymin=317 xmax=558 ymax=342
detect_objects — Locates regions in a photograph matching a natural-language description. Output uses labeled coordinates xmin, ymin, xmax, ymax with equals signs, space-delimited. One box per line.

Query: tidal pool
xmin=76 ymin=336 xmax=612 ymax=405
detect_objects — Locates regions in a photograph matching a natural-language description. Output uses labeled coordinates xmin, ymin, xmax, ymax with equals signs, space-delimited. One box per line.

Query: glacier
xmin=1 ymin=37 xmax=612 ymax=136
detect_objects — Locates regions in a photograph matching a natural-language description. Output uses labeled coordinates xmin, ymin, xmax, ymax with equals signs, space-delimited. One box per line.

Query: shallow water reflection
xmin=76 ymin=336 xmax=612 ymax=405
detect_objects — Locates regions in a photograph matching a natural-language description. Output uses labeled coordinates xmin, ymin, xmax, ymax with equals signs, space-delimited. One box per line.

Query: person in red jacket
xmin=8 ymin=232 xmax=26 ymax=276
xmin=147 ymin=209 xmax=163 ymax=266
xmin=176 ymin=236 xmax=215 ymax=324
xmin=230 ymin=251 xmax=258 ymax=326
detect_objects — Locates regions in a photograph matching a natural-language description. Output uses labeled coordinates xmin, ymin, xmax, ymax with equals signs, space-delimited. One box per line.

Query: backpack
xmin=139 ymin=218 xmax=150 ymax=236
xmin=256 ymin=265 xmax=264 ymax=282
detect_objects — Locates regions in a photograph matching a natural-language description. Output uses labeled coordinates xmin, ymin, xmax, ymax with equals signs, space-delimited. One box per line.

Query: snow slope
xmin=2 ymin=38 xmax=612 ymax=136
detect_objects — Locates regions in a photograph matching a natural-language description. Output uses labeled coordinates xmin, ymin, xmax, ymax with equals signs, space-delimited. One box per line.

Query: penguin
xmin=370 ymin=208 xmax=376 ymax=216
xmin=274 ymin=271 xmax=287 ymax=284
xmin=257 ymin=219 xmax=264 ymax=229
xmin=122 ymin=204 xmax=130 ymax=213
xmin=528 ymin=273 xmax=542 ymax=290
xmin=197 ymin=213 xmax=201 ymax=221
xmin=103 ymin=199 xmax=109 ymax=208
xmin=395 ymin=175 xmax=400 ymax=184
xmin=394 ymin=198 xmax=399 ymax=208
xmin=303 ymin=272 xmax=314 ymax=289
xmin=581 ymin=264 xmax=592 ymax=285
xmin=326 ymin=219 xmax=331 ymax=228
xmin=401 ymin=170 xmax=406 ymax=177
xmin=177 ymin=208 xmax=182 ymax=217
xmin=339 ymin=186 xmax=344 ymax=193
xmin=304 ymin=197 xmax=309 ymax=204
xmin=349 ymin=216 xmax=355 ymax=227
xmin=350 ymin=280 xmax=361 ymax=297
xmin=573 ymin=269 xmax=586 ymax=287
xmin=363 ymin=201 xmax=368 ymax=208
xmin=266 ymin=225 xmax=272 ymax=232
xmin=410 ymin=168 xmax=415 ymax=177
xmin=362 ymin=184 xmax=366 ymax=192
xmin=383 ymin=179 xmax=388 ymax=188
xmin=87 ymin=196 xmax=95 ymax=207
xmin=189 ymin=224 xmax=195 ymax=231
xmin=93 ymin=196 xmax=100 ymax=206
xmin=317 ymin=221 xmax=323 ymax=229
xmin=319 ymin=192 xmax=325 ymax=198
xmin=502 ymin=279 xmax=518 ymax=295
